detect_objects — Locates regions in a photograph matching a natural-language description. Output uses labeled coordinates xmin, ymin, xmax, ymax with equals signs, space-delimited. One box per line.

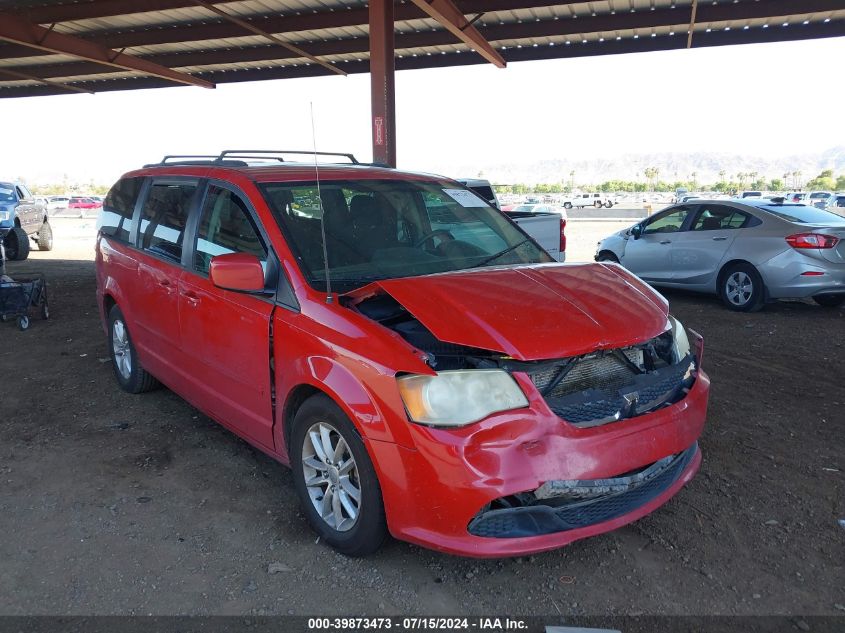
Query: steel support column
xmin=369 ymin=0 xmax=396 ymax=167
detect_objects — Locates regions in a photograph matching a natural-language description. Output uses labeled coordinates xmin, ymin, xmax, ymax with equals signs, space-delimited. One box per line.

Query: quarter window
xmin=138 ymin=181 xmax=197 ymax=262
xmin=194 ymin=185 xmax=267 ymax=275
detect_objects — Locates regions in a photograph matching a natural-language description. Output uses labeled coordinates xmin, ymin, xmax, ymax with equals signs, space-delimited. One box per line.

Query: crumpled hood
xmin=346 ymin=263 xmax=670 ymax=361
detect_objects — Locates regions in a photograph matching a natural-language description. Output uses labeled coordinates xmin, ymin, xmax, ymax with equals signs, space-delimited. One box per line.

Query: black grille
xmin=468 ymin=444 xmax=697 ymax=539
xmin=529 ymin=350 xmax=693 ymax=428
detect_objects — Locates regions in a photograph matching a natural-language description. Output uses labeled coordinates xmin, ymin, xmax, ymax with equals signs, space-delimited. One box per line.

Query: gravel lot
xmin=1 ymin=218 xmax=842 ymax=617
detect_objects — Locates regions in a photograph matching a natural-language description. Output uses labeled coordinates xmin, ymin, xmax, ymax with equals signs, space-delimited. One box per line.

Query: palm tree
xmin=691 ymin=171 xmax=698 ymax=188
xmin=719 ymin=170 xmax=726 ymax=182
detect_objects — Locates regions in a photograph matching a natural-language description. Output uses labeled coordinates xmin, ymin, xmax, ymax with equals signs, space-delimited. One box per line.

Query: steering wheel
xmin=414 ymin=229 xmax=454 ymax=250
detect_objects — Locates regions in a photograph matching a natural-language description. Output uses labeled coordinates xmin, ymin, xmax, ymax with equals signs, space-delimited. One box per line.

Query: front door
xmin=621 ymin=205 xmax=695 ymax=282
xmin=669 ymin=203 xmax=747 ymax=288
xmin=15 ymin=184 xmax=38 ymax=233
xmin=178 ymin=184 xmax=275 ymax=448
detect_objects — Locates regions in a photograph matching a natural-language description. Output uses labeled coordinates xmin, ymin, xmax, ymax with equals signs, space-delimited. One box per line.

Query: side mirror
xmin=209 ymin=253 xmax=265 ymax=293
xmin=630 ymin=224 xmax=643 ymax=240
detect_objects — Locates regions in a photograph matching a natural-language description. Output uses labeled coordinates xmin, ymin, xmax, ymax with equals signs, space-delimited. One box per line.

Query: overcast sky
xmin=0 ymin=36 xmax=842 ymax=186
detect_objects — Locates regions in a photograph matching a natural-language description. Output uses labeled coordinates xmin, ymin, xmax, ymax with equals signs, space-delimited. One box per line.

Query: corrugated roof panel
xmin=0 ymin=53 xmax=79 ymax=68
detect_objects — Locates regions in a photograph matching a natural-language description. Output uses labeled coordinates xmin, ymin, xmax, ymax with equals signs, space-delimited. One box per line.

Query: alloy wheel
xmin=111 ymin=319 xmax=132 ymax=379
xmin=301 ymin=421 xmax=361 ymax=532
xmin=726 ymin=271 xmax=753 ymax=306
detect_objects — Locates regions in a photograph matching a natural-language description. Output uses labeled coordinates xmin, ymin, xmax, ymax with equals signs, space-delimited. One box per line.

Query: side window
xmin=643 ymin=206 xmax=692 ymax=235
xmin=16 ymin=186 xmax=27 ymax=200
xmin=100 ymin=177 xmax=143 ymax=241
xmin=194 ymin=185 xmax=267 ymax=275
xmin=692 ymin=205 xmax=748 ymax=231
xmin=138 ymin=181 xmax=197 ymax=262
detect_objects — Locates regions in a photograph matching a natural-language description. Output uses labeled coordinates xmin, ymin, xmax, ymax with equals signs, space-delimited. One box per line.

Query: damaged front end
xmin=467 ymin=443 xmax=698 ymax=538
xmin=352 ymin=291 xmax=700 ymax=430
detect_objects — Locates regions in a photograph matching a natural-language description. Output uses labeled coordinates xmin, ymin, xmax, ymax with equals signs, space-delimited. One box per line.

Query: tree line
xmin=494 ymin=169 xmax=845 ymax=195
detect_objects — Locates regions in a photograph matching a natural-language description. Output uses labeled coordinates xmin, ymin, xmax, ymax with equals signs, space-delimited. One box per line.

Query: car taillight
xmin=785 ymin=233 xmax=839 ymax=249
xmin=559 ymin=217 xmax=566 ymax=254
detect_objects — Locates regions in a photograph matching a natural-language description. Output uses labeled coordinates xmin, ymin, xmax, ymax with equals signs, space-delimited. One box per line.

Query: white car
xmin=47 ymin=196 xmax=70 ymax=210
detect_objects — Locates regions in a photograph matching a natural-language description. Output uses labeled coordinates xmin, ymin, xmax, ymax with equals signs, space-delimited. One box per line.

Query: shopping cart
xmin=0 ymin=240 xmax=49 ymax=331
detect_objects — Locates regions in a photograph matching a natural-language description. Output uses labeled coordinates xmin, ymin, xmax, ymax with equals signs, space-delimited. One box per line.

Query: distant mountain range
xmin=434 ymin=146 xmax=845 ymax=186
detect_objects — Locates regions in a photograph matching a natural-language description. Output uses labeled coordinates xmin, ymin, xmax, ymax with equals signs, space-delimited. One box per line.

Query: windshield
xmin=0 ymin=183 xmax=16 ymax=203
xmin=808 ymin=192 xmax=829 ymax=199
xmin=261 ymin=179 xmax=552 ymax=292
xmin=762 ymin=204 xmax=845 ymax=224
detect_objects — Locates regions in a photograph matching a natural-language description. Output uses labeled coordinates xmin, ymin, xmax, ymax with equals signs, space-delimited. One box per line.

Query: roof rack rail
xmin=143 ymin=155 xmax=249 ymax=168
xmin=217 ymin=149 xmax=359 ymax=164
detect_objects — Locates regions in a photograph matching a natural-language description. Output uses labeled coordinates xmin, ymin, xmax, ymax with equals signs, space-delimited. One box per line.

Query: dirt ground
xmin=1 ymin=219 xmax=843 ymax=617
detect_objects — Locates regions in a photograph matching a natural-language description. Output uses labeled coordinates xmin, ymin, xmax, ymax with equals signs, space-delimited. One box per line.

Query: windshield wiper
xmin=471 ymin=239 xmax=530 ymax=268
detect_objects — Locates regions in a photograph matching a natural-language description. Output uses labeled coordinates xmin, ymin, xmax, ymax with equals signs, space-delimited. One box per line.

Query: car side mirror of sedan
xmin=209 ymin=253 xmax=265 ymax=293
xmin=630 ymin=224 xmax=643 ymax=240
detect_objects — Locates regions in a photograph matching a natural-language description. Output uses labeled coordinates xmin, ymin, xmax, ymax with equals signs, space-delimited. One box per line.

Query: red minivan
xmin=95 ymin=151 xmax=709 ymax=557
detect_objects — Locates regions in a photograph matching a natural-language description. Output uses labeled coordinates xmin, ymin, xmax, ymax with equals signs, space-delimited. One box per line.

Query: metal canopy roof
xmin=0 ymin=0 xmax=843 ymax=98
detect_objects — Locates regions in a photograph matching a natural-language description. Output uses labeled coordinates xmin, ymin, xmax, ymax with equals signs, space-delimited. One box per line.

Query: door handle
xmin=659 ymin=240 xmax=671 ymax=245
xmin=181 ymin=290 xmax=200 ymax=306
xmin=712 ymin=237 xmax=728 ymax=241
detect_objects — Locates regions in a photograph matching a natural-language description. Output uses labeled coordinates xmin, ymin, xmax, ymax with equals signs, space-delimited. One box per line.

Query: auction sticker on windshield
xmin=443 ymin=188 xmax=487 ymax=207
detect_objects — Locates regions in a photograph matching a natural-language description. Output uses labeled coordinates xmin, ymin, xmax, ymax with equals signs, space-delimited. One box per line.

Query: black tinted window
xmin=139 ymin=181 xmax=198 ymax=262
xmin=100 ymin=177 xmax=143 ymax=241
xmin=194 ymin=186 xmax=267 ymax=275
xmin=692 ymin=205 xmax=748 ymax=231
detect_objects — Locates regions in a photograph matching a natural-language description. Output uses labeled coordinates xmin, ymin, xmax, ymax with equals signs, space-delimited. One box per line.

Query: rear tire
xmin=107 ymin=305 xmax=159 ymax=393
xmin=719 ymin=263 xmax=765 ymax=312
xmin=813 ymin=295 xmax=845 ymax=308
xmin=37 ymin=221 xmax=53 ymax=251
xmin=604 ymin=201 xmax=613 ymax=208
xmin=4 ymin=227 xmax=30 ymax=261
xmin=290 ymin=394 xmax=387 ymax=557
xmin=594 ymin=200 xmax=603 ymax=208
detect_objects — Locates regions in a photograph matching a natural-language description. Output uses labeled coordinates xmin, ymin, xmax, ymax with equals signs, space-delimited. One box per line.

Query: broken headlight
xmin=668 ymin=315 xmax=691 ymax=364
xmin=396 ymin=370 xmax=528 ymax=427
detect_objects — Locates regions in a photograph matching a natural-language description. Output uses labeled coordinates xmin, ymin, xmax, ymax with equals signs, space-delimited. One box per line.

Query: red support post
xmin=369 ymin=0 xmax=396 ymax=167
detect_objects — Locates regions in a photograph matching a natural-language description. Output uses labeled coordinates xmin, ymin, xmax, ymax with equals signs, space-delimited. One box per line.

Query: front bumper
xmin=368 ymin=370 xmax=709 ymax=557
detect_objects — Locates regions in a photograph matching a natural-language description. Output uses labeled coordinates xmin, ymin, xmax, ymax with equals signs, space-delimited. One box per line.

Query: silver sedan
xmin=595 ymin=199 xmax=845 ymax=311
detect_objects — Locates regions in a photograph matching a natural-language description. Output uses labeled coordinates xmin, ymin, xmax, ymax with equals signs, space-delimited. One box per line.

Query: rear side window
xmin=194 ymin=185 xmax=267 ymax=275
xmin=100 ymin=177 xmax=143 ymax=241
xmin=692 ymin=205 xmax=749 ymax=231
xmin=138 ymin=181 xmax=198 ymax=262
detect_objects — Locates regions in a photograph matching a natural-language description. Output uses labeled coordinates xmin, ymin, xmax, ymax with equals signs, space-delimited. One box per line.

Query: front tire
xmin=597 ymin=251 xmax=619 ymax=263
xmin=37 ymin=221 xmax=53 ymax=251
xmin=594 ymin=200 xmax=603 ymax=208
xmin=290 ymin=394 xmax=387 ymax=556
xmin=563 ymin=202 xmax=572 ymax=209
xmin=107 ymin=305 xmax=159 ymax=393
xmin=604 ymin=201 xmax=613 ymax=208
xmin=719 ymin=263 xmax=765 ymax=312
xmin=4 ymin=227 xmax=30 ymax=261
xmin=813 ymin=295 xmax=844 ymax=308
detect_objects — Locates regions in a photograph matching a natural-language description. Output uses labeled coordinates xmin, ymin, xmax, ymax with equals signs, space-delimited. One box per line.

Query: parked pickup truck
xmin=458 ymin=179 xmax=565 ymax=262
xmin=563 ymin=193 xmax=617 ymax=209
